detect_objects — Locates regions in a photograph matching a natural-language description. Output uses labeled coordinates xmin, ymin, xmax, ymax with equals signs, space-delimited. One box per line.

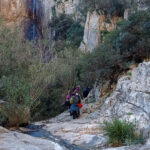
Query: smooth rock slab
xmin=0 ymin=127 xmax=65 ymax=150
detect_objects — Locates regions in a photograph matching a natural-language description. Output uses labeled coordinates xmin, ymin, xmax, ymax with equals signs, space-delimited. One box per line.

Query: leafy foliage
xmin=49 ymin=14 xmax=84 ymax=46
xmin=103 ymin=118 xmax=144 ymax=146
xmin=77 ymin=10 xmax=150 ymax=87
xmin=49 ymin=14 xmax=74 ymax=40
xmin=32 ymin=48 xmax=82 ymax=120
xmin=67 ymin=22 xmax=84 ymax=47
xmin=79 ymin=0 xmax=129 ymax=16
xmin=0 ymin=21 xmax=52 ymax=126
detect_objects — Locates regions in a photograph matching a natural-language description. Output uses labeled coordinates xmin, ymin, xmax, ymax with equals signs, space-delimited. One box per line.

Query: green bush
xmin=0 ymin=21 xmax=52 ymax=126
xmin=32 ymin=47 xmax=83 ymax=120
xmin=49 ymin=14 xmax=74 ymax=40
xmin=103 ymin=118 xmax=144 ymax=146
xmin=77 ymin=10 xmax=150 ymax=89
xmin=49 ymin=14 xmax=84 ymax=47
xmin=67 ymin=22 xmax=84 ymax=47
xmin=79 ymin=0 xmax=129 ymax=16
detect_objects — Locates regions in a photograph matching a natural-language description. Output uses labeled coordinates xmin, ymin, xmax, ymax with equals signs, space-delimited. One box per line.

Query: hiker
xmin=70 ymin=91 xmax=82 ymax=119
xmin=64 ymin=90 xmax=72 ymax=109
xmin=83 ymin=86 xmax=91 ymax=98
xmin=75 ymin=85 xmax=80 ymax=93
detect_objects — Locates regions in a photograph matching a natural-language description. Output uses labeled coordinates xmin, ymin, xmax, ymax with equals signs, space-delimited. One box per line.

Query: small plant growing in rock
xmin=103 ymin=118 xmax=144 ymax=146
xmin=127 ymin=72 xmax=132 ymax=77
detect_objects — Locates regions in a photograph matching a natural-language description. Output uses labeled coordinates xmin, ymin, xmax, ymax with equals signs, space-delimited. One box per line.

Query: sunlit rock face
xmin=56 ymin=0 xmax=80 ymax=16
xmin=80 ymin=11 xmax=120 ymax=52
xmin=0 ymin=0 xmax=28 ymax=27
xmin=0 ymin=0 xmax=80 ymax=39
xmin=97 ymin=62 xmax=150 ymax=139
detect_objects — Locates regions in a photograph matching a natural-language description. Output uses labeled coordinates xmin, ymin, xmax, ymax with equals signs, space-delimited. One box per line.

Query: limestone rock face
xmin=56 ymin=0 xmax=80 ymax=16
xmin=80 ymin=11 xmax=120 ymax=52
xmin=99 ymin=62 xmax=150 ymax=137
xmin=39 ymin=0 xmax=80 ymax=38
xmin=40 ymin=0 xmax=79 ymax=25
xmin=0 ymin=0 xmax=28 ymax=27
xmin=39 ymin=0 xmax=55 ymax=25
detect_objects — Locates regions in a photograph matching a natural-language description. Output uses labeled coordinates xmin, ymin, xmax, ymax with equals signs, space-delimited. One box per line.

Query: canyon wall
xmin=80 ymin=11 xmax=120 ymax=52
xmin=0 ymin=0 xmax=28 ymax=27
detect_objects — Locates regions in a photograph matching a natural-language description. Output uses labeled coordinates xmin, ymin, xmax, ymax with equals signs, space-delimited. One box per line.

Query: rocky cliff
xmin=0 ymin=0 xmax=28 ymax=27
xmin=80 ymin=11 xmax=120 ymax=52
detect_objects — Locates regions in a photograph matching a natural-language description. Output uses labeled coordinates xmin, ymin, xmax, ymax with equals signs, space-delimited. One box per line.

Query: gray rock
xmin=0 ymin=127 xmax=65 ymax=150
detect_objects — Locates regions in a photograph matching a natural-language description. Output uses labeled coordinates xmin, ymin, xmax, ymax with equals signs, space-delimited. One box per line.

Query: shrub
xmin=77 ymin=10 xmax=150 ymax=90
xmin=0 ymin=21 xmax=52 ymax=126
xmin=78 ymin=0 xmax=129 ymax=16
xmin=31 ymin=47 xmax=83 ymax=120
xmin=49 ymin=14 xmax=74 ymax=40
xmin=67 ymin=22 xmax=84 ymax=47
xmin=103 ymin=118 xmax=144 ymax=146
xmin=49 ymin=14 xmax=84 ymax=47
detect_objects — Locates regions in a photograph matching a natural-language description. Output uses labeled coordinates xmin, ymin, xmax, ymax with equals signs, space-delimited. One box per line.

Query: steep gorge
xmin=1 ymin=1 xmax=150 ymax=150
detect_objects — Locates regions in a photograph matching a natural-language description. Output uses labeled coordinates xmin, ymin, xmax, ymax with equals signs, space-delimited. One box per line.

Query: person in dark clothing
xmin=83 ymin=86 xmax=91 ymax=98
xmin=70 ymin=91 xmax=81 ymax=119
xmin=64 ymin=90 xmax=72 ymax=109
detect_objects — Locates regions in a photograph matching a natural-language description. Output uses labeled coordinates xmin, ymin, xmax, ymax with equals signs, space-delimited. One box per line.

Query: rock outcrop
xmin=80 ymin=11 xmax=120 ymax=52
xmin=40 ymin=0 xmax=80 ymax=25
xmin=99 ymin=62 xmax=150 ymax=137
xmin=0 ymin=0 xmax=28 ymax=27
xmin=56 ymin=0 xmax=80 ymax=16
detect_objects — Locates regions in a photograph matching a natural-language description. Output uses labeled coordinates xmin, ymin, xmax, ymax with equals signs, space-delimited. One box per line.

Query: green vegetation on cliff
xmin=77 ymin=9 xmax=150 ymax=86
xmin=78 ymin=0 xmax=129 ymax=16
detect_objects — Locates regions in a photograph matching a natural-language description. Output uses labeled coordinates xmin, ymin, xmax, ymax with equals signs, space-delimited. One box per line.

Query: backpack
xmin=70 ymin=96 xmax=74 ymax=104
xmin=70 ymin=96 xmax=79 ymax=106
xmin=73 ymin=96 xmax=80 ymax=106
